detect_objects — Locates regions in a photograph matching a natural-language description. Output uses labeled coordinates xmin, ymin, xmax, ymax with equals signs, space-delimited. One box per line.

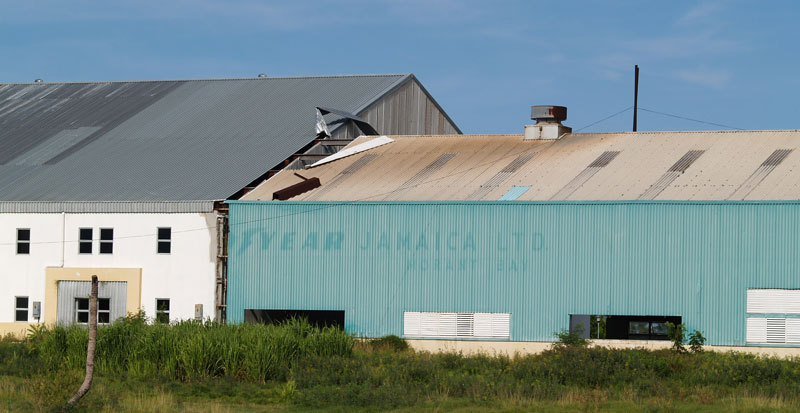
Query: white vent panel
xmin=747 ymin=289 xmax=800 ymax=314
xmin=403 ymin=311 xmax=510 ymax=339
xmin=403 ymin=311 xmax=421 ymax=336
xmin=787 ymin=319 xmax=800 ymax=344
xmin=746 ymin=318 xmax=768 ymax=344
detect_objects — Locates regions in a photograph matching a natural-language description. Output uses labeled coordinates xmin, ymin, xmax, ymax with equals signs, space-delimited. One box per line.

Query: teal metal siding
xmin=227 ymin=201 xmax=800 ymax=346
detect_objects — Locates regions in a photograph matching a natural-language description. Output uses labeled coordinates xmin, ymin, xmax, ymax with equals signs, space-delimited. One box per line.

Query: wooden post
xmin=66 ymin=275 xmax=98 ymax=408
xmin=633 ymin=65 xmax=639 ymax=132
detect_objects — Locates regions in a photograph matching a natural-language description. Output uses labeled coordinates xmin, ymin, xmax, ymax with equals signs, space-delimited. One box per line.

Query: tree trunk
xmin=66 ymin=275 xmax=98 ymax=408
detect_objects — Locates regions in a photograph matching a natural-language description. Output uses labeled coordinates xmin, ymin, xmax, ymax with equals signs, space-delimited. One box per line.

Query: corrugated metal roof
xmin=0 ymin=201 xmax=215 ymax=213
xmin=0 ymin=74 xmax=411 ymax=201
xmin=243 ymin=130 xmax=800 ymax=201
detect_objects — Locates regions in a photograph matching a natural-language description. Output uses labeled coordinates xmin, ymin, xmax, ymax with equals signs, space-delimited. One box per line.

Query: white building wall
xmin=1 ymin=212 xmax=217 ymax=324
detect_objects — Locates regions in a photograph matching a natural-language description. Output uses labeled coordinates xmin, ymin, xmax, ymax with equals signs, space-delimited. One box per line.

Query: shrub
xmin=688 ymin=330 xmax=706 ymax=353
xmin=367 ymin=335 xmax=409 ymax=352
xmin=553 ymin=323 xmax=589 ymax=348
xmin=665 ymin=322 xmax=686 ymax=353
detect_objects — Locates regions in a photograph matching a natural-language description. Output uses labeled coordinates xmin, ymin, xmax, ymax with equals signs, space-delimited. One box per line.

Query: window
xmin=79 ymin=228 xmax=92 ymax=254
xmin=403 ymin=311 xmax=510 ymax=339
xmin=571 ymin=314 xmax=680 ymax=340
xmin=244 ymin=309 xmax=345 ymax=329
xmin=15 ymin=297 xmax=28 ymax=322
xmin=75 ymin=298 xmax=111 ymax=324
xmin=98 ymin=298 xmax=110 ymax=323
xmin=157 ymin=227 xmax=171 ymax=254
xmin=75 ymin=298 xmax=89 ymax=323
xmin=16 ymin=229 xmax=30 ymax=254
xmin=99 ymin=228 xmax=113 ymax=254
xmin=628 ymin=321 xmax=650 ymax=336
xmin=156 ymin=299 xmax=170 ymax=324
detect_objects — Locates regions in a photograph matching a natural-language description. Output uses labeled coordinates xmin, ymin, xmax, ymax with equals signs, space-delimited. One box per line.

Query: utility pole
xmin=633 ymin=65 xmax=639 ymax=132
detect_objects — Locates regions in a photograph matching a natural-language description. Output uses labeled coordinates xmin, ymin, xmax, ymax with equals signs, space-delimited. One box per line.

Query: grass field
xmin=2 ymin=315 xmax=800 ymax=412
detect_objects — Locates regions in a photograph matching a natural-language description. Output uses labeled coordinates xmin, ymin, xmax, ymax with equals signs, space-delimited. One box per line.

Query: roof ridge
xmin=0 ymin=73 xmax=412 ymax=86
xmin=382 ymin=130 xmax=800 ymax=139
xmin=571 ymin=129 xmax=800 ymax=135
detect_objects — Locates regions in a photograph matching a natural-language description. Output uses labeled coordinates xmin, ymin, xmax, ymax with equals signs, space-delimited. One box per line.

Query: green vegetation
xmin=553 ymin=323 xmax=590 ymax=348
xmin=689 ymin=329 xmax=708 ymax=353
xmin=2 ymin=315 xmax=800 ymax=412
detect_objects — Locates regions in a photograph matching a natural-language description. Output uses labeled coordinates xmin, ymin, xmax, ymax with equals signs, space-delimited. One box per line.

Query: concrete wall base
xmin=407 ymin=339 xmax=800 ymax=358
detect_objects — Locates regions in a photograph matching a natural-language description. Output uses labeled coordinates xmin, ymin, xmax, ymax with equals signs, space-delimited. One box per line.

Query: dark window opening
xmin=244 ymin=309 xmax=345 ymax=329
xmin=79 ymin=228 xmax=93 ymax=254
xmin=16 ymin=229 xmax=30 ymax=254
xmin=157 ymin=227 xmax=171 ymax=254
xmin=99 ymin=228 xmax=113 ymax=254
xmin=76 ymin=298 xmax=111 ymax=324
xmin=570 ymin=314 xmax=681 ymax=340
xmin=156 ymin=299 xmax=170 ymax=323
xmin=15 ymin=296 xmax=29 ymax=322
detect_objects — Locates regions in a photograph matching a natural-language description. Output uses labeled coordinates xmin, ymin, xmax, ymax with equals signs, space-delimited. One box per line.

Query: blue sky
xmin=1 ymin=1 xmax=798 ymax=134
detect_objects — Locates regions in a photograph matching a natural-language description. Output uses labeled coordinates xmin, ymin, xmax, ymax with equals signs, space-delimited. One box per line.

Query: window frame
xmin=16 ymin=228 xmax=31 ymax=255
xmin=15 ymin=296 xmax=29 ymax=322
xmin=157 ymin=227 xmax=172 ymax=254
xmin=99 ymin=228 xmax=114 ymax=255
xmin=79 ymin=228 xmax=93 ymax=254
xmin=75 ymin=297 xmax=111 ymax=325
xmin=155 ymin=298 xmax=170 ymax=324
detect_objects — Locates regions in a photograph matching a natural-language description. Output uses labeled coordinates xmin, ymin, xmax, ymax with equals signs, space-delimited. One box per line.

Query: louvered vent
xmin=767 ymin=318 xmax=786 ymax=344
xmin=746 ymin=289 xmax=800 ymax=344
xmin=747 ymin=289 xmax=800 ymax=314
xmin=403 ymin=311 xmax=510 ymax=339
xmin=746 ymin=318 xmax=800 ymax=345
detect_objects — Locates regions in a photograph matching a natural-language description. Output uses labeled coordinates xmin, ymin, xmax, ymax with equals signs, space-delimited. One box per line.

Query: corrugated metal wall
xmin=56 ymin=281 xmax=128 ymax=325
xmin=331 ymin=78 xmax=460 ymax=140
xmin=227 ymin=201 xmax=800 ymax=346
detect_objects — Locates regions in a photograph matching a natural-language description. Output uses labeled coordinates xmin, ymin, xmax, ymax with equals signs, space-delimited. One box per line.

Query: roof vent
xmin=524 ymin=105 xmax=571 ymax=140
xmin=257 ymin=73 xmax=267 ymax=78
xmin=34 ymin=78 xmax=43 ymax=83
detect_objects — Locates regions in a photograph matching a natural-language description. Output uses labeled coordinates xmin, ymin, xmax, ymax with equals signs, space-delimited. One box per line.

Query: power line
xmin=573 ymin=106 xmax=633 ymax=133
xmin=638 ymin=107 xmax=744 ymax=131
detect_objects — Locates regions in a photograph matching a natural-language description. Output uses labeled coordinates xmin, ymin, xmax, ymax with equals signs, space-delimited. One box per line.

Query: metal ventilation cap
xmin=531 ymin=105 xmax=567 ymax=122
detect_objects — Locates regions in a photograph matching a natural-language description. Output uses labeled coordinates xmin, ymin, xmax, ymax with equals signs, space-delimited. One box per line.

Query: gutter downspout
xmin=215 ymin=213 xmax=228 ymax=323
xmin=61 ymin=211 xmax=66 ymax=267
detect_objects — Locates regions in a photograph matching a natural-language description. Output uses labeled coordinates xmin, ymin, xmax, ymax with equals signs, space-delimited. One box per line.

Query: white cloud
xmin=677 ymin=2 xmax=722 ymax=26
xmin=676 ymin=67 xmax=731 ymax=89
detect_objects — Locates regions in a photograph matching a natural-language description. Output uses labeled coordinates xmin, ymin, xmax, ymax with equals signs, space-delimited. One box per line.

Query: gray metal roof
xmin=0 ymin=74 xmax=411 ymax=202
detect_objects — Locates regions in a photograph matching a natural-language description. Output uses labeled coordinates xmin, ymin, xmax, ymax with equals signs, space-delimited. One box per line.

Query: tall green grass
xmin=4 ymin=315 xmax=800 ymax=410
xmin=288 ymin=346 xmax=800 ymax=408
xmin=33 ymin=314 xmax=353 ymax=382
